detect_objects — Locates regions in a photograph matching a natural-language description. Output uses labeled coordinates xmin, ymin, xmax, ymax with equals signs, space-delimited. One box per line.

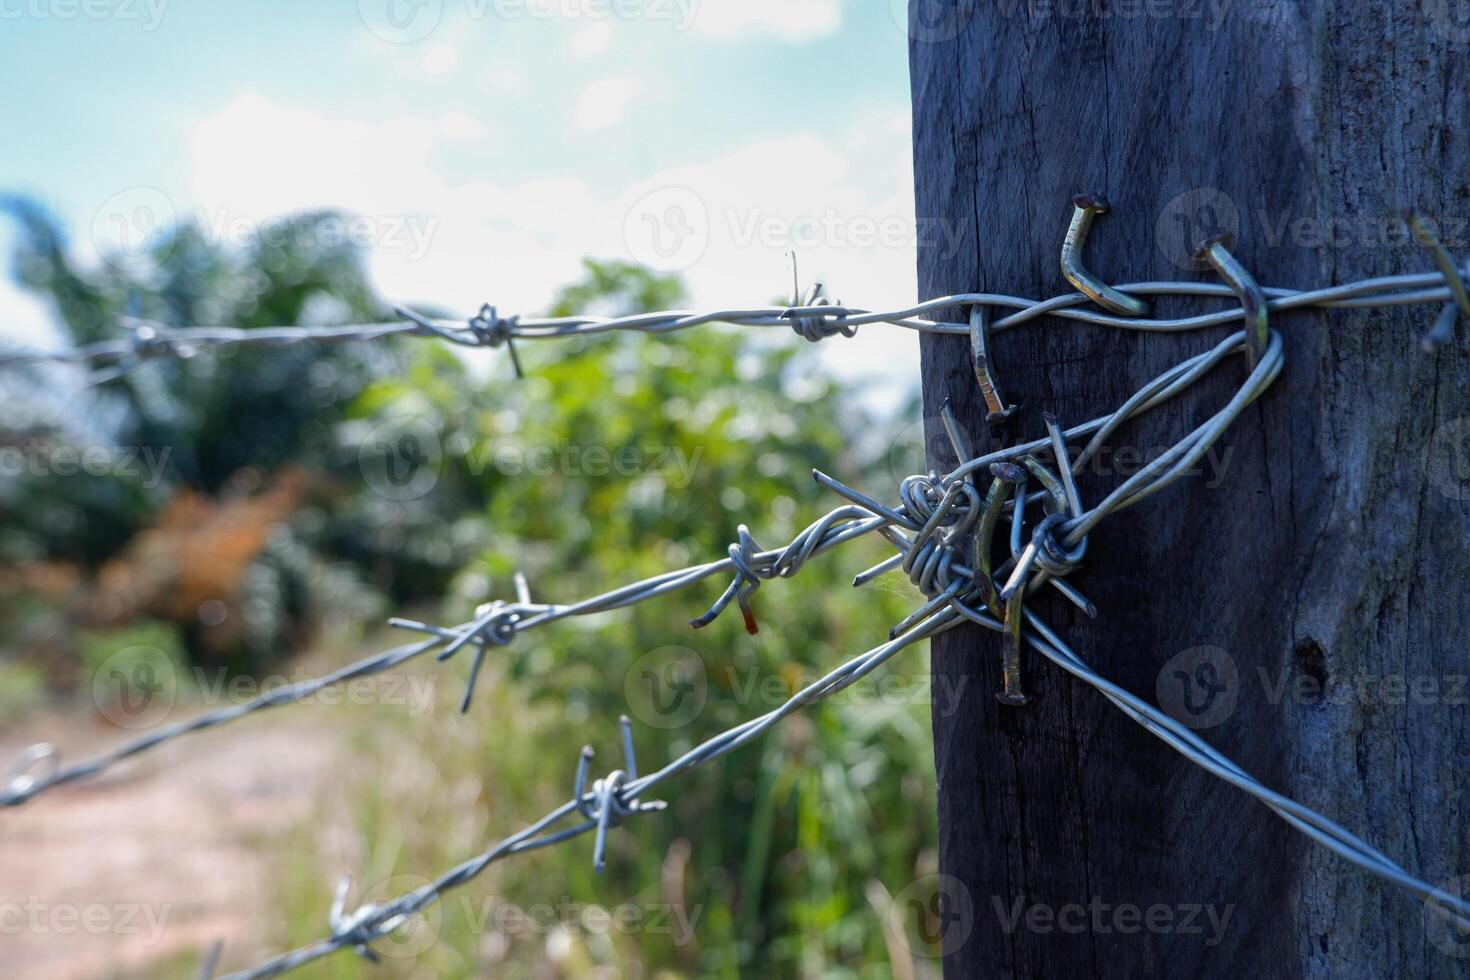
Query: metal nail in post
xmin=1062 ymin=194 xmax=1152 ymax=318
xmin=1194 ymin=234 xmax=1269 ymax=370
xmin=1406 ymin=210 xmax=1470 ymax=352
xmin=975 ymin=462 xmax=1025 ymax=616
xmin=997 ymin=593 xmax=1030 ymax=706
xmin=970 ymin=305 xmax=1019 ymax=429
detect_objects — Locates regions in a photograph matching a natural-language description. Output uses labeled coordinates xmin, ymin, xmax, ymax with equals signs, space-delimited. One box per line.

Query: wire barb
xmin=2 ymin=742 xmax=59 ymax=806
xmin=782 ymin=250 xmax=855 ymax=343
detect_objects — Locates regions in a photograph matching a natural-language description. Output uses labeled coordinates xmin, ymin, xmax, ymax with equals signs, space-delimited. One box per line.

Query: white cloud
xmin=186 ymin=93 xmax=918 ymax=401
xmin=422 ymin=43 xmax=461 ymax=76
xmin=475 ymin=64 xmax=528 ymax=97
xmin=573 ymin=76 xmax=643 ymax=132
xmin=568 ymin=21 xmax=615 ymax=57
xmin=686 ymin=0 xmax=847 ymax=41
xmin=437 ymin=111 xmax=488 ymax=140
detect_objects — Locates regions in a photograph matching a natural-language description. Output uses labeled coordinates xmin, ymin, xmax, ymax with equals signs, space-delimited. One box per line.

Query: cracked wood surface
xmin=909 ymin=3 xmax=1469 ymax=976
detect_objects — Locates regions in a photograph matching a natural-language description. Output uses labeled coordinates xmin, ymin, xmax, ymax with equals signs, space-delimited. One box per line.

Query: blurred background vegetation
xmin=0 ymin=202 xmax=943 ymax=978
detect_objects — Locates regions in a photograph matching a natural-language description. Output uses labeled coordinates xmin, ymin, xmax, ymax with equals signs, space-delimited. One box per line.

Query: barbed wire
xmin=0 ymin=503 xmax=883 ymax=806
xmin=0 ymin=296 xmax=1282 ymax=809
xmin=209 ymin=326 xmax=1468 ymax=975
xmin=4 ymin=206 xmax=1467 ymax=975
xmin=0 ymin=224 xmax=1465 ymax=386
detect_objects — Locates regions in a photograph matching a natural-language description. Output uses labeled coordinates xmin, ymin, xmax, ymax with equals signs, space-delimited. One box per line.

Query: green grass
xmin=256 ymin=562 xmax=945 ymax=978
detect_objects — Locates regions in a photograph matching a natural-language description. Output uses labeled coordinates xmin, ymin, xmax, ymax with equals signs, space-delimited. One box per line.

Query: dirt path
xmin=1 ymin=709 xmax=344 ymax=978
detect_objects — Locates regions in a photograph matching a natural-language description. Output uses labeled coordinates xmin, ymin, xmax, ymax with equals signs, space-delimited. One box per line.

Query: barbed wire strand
xmin=0 ymin=315 xmax=1277 ymax=808
xmin=0 ymin=259 xmax=1463 ymax=383
xmin=0 ymin=504 xmax=882 ymax=806
xmin=210 ymin=336 xmax=1470 ymax=973
xmin=3 ymin=218 xmax=1464 ymax=974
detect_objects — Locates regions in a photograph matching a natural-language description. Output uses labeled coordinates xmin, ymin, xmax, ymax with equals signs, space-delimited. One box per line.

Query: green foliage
xmin=2 ymin=207 xmax=938 ymax=976
xmin=0 ymin=200 xmax=467 ymax=662
xmin=279 ymin=259 xmax=940 ymax=977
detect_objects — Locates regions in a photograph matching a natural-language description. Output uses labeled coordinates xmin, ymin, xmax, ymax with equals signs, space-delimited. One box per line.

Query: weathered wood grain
xmin=908 ymin=2 xmax=1470 ymax=975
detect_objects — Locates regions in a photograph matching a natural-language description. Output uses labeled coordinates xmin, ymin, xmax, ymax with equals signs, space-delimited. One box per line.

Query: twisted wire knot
xmin=466 ymin=599 xmax=523 ymax=646
xmin=690 ymin=506 xmax=879 ymax=634
xmin=574 ymin=719 xmax=667 ymax=873
xmin=897 ymin=474 xmax=980 ymax=597
xmin=467 ymin=304 xmax=518 ymax=349
xmin=329 ymin=875 xmax=412 ymax=964
xmin=1029 ymin=512 xmax=1088 ymax=578
xmin=691 ymin=524 xmax=774 ymax=633
xmin=786 ymin=287 xmax=855 ymax=343
xmin=120 ymin=317 xmax=188 ymax=358
xmin=783 ymin=251 xmax=855 ymax=343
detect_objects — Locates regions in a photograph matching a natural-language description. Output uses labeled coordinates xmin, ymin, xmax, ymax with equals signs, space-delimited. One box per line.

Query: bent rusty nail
xmin=1194 ymin=234 xmax=1269 ymax=370
xmin=1421 ymin=302 xmax=1459 ymax=353
xmin=1407 ymin=211 xmax=1470 ymax=317
xmin=1018 ymin=454 xmax=1069 ymax=516
xmin=1061 ymin=194 xmax=1151 ymax=317
xmin=1406 ymin=211 xmax=1470 ymax=351
xmin=970 ymin=305 xmax=1019 ymax=426
xmin=997 ymin=594 xmax=1030 ymax=706
xmin=975 ymin=462 xmax=1025 ymax=616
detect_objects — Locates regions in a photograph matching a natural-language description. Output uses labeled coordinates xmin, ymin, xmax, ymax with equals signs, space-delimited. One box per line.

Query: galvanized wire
xmin=0 ymin=264 xmax=1463 ymax=384
xmin=4 ymin=220 xmax=1467 ymax=974
xmin=208 ymin=329 xmax=1470 ymax=974
xmin=0 ymin=507 xmax=886 ymax=807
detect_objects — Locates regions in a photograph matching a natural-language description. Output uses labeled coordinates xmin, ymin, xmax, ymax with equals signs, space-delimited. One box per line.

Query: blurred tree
xmin=0 ymin=199 xmax=465 ymax=672
xmin=1 ymin=203 xmax=938 ymax=975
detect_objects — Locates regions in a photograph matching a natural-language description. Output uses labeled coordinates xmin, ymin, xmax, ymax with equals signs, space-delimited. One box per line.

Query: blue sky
xmin=1 ymin=0 xmax=923 ymax=397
